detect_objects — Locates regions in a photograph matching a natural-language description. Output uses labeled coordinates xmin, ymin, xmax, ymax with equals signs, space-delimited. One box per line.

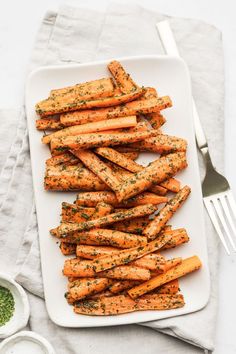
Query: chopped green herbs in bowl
xmin=0 ymin=273 xmax=30 ymax=338
xmin=0 ymin=286 xmax=15 ymax=326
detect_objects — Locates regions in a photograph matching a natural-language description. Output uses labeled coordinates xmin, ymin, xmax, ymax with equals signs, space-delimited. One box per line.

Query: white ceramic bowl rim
xmin=0 ymin=272 xmax=30 ymax=338
xmin=0 ymin=330 xmax=56 ymax=354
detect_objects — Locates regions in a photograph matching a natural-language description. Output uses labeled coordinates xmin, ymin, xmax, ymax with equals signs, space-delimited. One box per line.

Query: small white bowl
xmin=0 ymin=331 xmax=55 ymax=354
xmin=0 ymin=273 xmax=30 ymax=338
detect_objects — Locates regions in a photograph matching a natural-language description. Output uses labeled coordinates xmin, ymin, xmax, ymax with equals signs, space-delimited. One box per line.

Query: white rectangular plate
xmin=25 ymin=55 xmax=210 ymax=327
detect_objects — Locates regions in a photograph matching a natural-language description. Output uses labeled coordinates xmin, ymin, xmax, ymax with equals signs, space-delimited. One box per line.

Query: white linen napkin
xmin=0 ymin=3 xmax=224 ymax=353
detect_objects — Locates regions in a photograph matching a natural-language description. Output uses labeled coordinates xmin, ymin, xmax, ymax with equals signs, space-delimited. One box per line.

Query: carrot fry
xmin=74 ymin=294 xmax=185 ymax=315
xmin=121 ymin=152 xmax=139 ymax=160
xmin=116 ymin=152 xmax=187 ymax=202
xmin=50 ymin=77 xmax=115 ymax=98
xmin=50 ymin=129 xmax=157 ymax=154
xmin=73 ymin=150 xmax=121 ymax=194
xmin=109 ymin=280 xmax=140 ymax=294
xmin=128 ymin=255 xmax=202 ymax=299
xmin=54 ymin=229 xmax=148 ymax=249
xmin=111 ymin=216 xmax=150 ymax=234
xmin=65 ymin=289 xmax=113 ymax=304
xmin=152 ymin=280 xmax=179 ymax=295
xmin=61 ymin=202 xmax=95 ymax=223
xmin=59 ymin=242 xmax=76 ymax=255
xmin=91 ymin=233 xmax=171 ymax=273
xmin=68 ymin=277 xmax=112 ymax=300
xmin=151 ymin=258 xmax=182 ymax=276
xmin=160 ymin=229 xmax=189 ymax=250
xmin=131 ymin=253 xmax=166 ymax=271
xmin=164 ymin=258 xmax=182 ymax=272
xmin=131 ymin=134 xmax=187 ymax=154
xmin=108 ymin=60 xmax=138 ymax=94
xmin=36 ymin=118 xmax=64 ymax=130
xmin=50 ymin=204 xmax=157 ymax=237
xmin=44 ymin=165 xmax=108 ymax=191
xmin=42 ymin=116 xmax=137 ymax=144
xmin=95 ymin=147 xmax=179 ymax=195
xmin=144 ymin=186 xmax=191 ymax=240
xmin=88 ymin=290 xmax=113 ymax=300
xmin=92 ymin=202 xmax=113 ymax=218
xmin=46 ymin=152 xmax=79 ymax=166
xmin=60 ymin=96 xmax=172 ymax=126
xmin=76 ymin=191 xmax=167 ymax=208
xmin=76 ymin=245 xmax=119 ymax=259
xmin=36 ymin=88 xmax=144 ymax=117
xmin=146 ymin=112 xmax=166 ymax=129
xmin=76 ymin=244 xmax=165 ymax=271
xmin=135 ymin=294 xmax=185 ymax=311
xmin=95 ymin=147 xmax=142 ymax=173
xmin=64 ymin=259 xmax=151 ymax=280
xmin=160 ymin=178 xmax=181 ymax=193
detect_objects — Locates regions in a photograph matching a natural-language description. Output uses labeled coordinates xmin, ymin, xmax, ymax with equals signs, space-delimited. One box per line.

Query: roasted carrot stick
xmin=68 ymin=277 xmax=112 ymax=300
xmin=108 ymin=60 xmax=138 ymax=94
xmin=46 ymin=152 xmax=79 ymax=166
xmin=95 ymin=147 xmax=179 ymax=194
xmin=116 ymin=152 xmax=187 ymax=202
xmin=151 ymin=258 xmax=182 ymax=276
xmin=59 ymin=242 xmax=76 ymax=255
xmin=152 ymin=280 xmax=179 ymax=295
xmin=95 ymin=147 xmax=142 ymax=173
xmin=146 ymin=112 xmax=166 ymax=129
xmin=87 ymin=290 xmax=114 ymax=300
xmin=66 ymin=289 xmax=114 ymax=304
xmin=50 ymin=204 xmax=157 ymax=237
xmin=42 ymin=116 xmax=137 ymax=144
xmin=64 ymin=259 xmax=151 ymax=280
xmin=135 ymin=294 xmax=185 ymax=311
xmin=111 ymin=216 xmax=150 ymax=234
xmin=74 ymin=294 xmax=185 ymax=315
xmin=76 ymin=191 xmax=167 ymax=208
xmin=91 ymin=233 xmax=171 ymax=272
xmin=50 ymin=129 xmax=157 ymax=154
xmin=76 ymin=244 xmax=165 ymax=270
xmin=109 ymin=280 xmax=140 ymax=294
xmin=50 ymin=77 xmax=115 ymax=98
xmin=90 ymin=202 xmax=113 ymax=220
xmin=143 ymin=186 xmax=191 ymax=240
xmin=36 ymin=88 xmax=144 ymax=116
xmin=44 ymin=165 xmax=108 ymax=191
xmin=61 ymin=202 xmax=95 ymax=223
xmin=76 ymin=245 xmax=119 ymax=259
xmin=72 ymin=150 xmax=121 ymax=194
xmin=160 ymin=178 xmax=180 ymax=193
xmin=131 ymin=134 xmax=187 ymax=154
xmin=164 ymin=258 xmax=182 ymax=272
xmin=53 ymin=229 xmax=148 ymax=249
xmin=128 ymin=255 xmax=202 ymax=299
xmin=60 ymin=96 xmax=172 ymax=126
xmin=121 ymin=151 xmax=139 ymax=160
xmin=131 ymin=253 xmax=166 ymax=271
xmin=160 ymin=229 xmax=189 ymax=250
xmin=36 ymin=118 xmax=64 ymax=130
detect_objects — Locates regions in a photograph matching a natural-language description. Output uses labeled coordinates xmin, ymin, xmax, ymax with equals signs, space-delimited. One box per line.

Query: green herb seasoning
xmin=0 ymin=286 xmax=15 ymax=326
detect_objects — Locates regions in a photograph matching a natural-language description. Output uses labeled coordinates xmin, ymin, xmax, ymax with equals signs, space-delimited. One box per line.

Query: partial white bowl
xmin=0 ymin=331 xmax=55 ymax=354
xmin=0 ymin=273 xmax=30 ymax=338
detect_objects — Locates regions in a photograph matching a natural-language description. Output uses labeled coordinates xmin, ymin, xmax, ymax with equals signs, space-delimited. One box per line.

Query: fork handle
xmin=156 ymin=21 xmax=209 ymax=151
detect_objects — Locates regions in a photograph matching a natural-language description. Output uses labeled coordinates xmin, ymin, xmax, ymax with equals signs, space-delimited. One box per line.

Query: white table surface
xmin=1 ymin=0 xmax=235 ymax=352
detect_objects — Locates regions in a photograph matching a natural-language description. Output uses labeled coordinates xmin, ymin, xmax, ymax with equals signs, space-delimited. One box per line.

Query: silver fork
xmin=156 ymin=20 xmax=236 ymax=255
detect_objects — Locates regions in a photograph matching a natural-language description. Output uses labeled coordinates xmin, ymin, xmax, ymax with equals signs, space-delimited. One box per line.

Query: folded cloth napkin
xmin=0 ymin=3 xmax=224 ymax=353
